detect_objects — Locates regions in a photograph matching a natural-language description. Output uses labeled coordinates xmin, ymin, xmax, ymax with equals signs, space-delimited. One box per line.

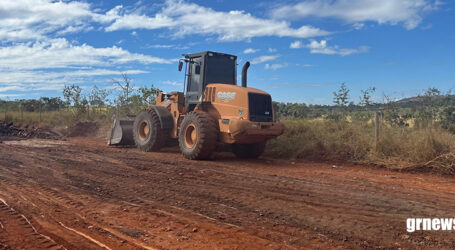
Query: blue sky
xmin=0 ymin=0 xmax=453 ymax=104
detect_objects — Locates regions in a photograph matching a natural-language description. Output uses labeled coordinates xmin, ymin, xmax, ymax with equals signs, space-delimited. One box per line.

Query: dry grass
xmin=2 ymin=109 xmax=113 ymax=127
xmin=4 ymin=110 xmax=455 ymax=174
xmin=265 ymin=119 xmax=455 ymax=174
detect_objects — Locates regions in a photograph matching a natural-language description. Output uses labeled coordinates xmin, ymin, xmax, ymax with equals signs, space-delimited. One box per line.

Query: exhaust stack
xmin=241 ymin=61 xmax=250 ymax=88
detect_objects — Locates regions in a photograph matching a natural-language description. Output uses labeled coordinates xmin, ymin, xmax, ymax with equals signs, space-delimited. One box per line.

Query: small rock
xmin=332 ymin=165 xmax=338 ymax=169
xmin=192 ymin=227 xmax=198 ymax=232
xmin=291 ymin=162 xmax=295 ymax=165
xmin=424 ymin=236 xmax=431 ymax=241
xmin=400 ymin=234 xmax=410 ymax=240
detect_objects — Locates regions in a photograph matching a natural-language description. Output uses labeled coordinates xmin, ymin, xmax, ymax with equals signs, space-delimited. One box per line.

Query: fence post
xmin=117 ymin=104 xmax=120 ymax=117
xmin=3 ymin=101 xmax=7 ymax=121
xmin=39 ymin=101 xmax=42 ymax=123
xmin=58 ymin=103 xmax=61 ymax=124
xmin=375 ymin=111 xmax=380 ymax=150
xmin=20 ymin=103 xmax=23 ymax=123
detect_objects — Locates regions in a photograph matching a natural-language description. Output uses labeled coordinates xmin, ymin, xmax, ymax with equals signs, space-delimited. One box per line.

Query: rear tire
xmin=133 ymin=109 xmax=167 ymax=152
xmin=179 ymin=111 xmax=218 ymax=160
xmin=232 ymin=142 xmax=266 ymax=159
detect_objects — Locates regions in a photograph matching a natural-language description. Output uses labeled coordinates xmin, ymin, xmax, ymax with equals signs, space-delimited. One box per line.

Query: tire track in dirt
xmin=2 ymin=138 xmax=455 ymax=249
xmin=0 ymin=198 xmax=65 ymax=250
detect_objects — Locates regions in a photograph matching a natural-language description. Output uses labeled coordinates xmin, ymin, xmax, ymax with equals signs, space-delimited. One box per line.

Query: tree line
xmin=1 ymin=74 xmax=160 ymax=116
xmin=1 ymin=80 xmax=454 ymax=133
xmin=274 ymin=83 xmax=455 ymax=133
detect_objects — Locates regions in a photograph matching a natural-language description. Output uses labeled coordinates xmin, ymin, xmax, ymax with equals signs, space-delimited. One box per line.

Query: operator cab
xmin=179 ymin=51 xmax=237 ymax=106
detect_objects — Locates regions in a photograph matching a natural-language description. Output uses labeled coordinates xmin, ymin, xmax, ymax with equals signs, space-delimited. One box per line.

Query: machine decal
xmin=217 ymin=91 xmax=236 ymax=102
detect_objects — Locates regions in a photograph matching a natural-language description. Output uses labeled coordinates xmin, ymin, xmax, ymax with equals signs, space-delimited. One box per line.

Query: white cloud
xmin=0 ymin=0 xmax=96 ymax=42
xmin=161 ymin=80 xmax=182 ymax=86
xmin=0 ymin=93 xmax=26 ymax=98
xmin=149 ymin=44 xmax=174 ymax=49
xmin=147 ymin=44 xmax=190 ymax=50
xmin=0 ymin=38 xmax=171 ymax=93
xmin=290 ymin=40 xmax=304 ymax=49
xmin=0 ymin=0 xmax=330 ymax=43
xmin=290 ymin=40 xmax=369 ymax=56
xmin=265 ymin=63 xmax=288 ymax=70
xmin=0 ymin=69 xmax=149 ymax=93
xmin=251 ymin=55 xmax=279 ymax=64
xmin=268 ymin=48 xmax=277 ymax=52
xmin=352 ymin=23 xmax=365 ymax=30
xmin=272 ymin=0 xmax=440 ymax=30
xmin=104 ymin=0 xmax=329 ymax=41
xmin=103 ymin=6 xmax=175 ymax=32
xmin=0 ymin=38 xmax=172 ymax=71
xmin=243 ymin=48 xmax=259 ymax=54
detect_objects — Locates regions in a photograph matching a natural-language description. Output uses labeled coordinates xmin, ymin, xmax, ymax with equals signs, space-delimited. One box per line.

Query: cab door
xmin=186 ymin=56 xmax=204 ymax=106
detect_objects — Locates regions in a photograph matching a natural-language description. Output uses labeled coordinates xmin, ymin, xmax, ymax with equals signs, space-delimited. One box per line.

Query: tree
xmin=112 ymin=73 xmax=134 ymax=113
xmin=62 ymin=84 xmax=86 ymax=118
xmin=128 ymin=85 xmax=161 ymax=114
xmin=39 ymin=97 xmax=65 ymax=111
xmin=331 ymin=83 xmax=350 ymax=120
xmin=63 ymin=84 xmax=83 ymax=108
xmin=333 ymin=83 xmax=350 ymax=107
xmin=89 ymin=85 xmax=110 ymax=112
xmin=359 ymin=87 xmax=376 ymax=107
xmin=137 ymin=86 xmax=160 ymax=105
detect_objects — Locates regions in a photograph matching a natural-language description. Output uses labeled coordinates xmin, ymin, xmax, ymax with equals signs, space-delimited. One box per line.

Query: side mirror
xmin=178 ymin=61 xmax=183 ymax=71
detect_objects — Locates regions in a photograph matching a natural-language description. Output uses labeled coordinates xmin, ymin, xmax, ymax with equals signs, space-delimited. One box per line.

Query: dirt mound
xmin=68 ymin=122 xmax=100 ymax=137
xmin=0 ymin=120 xmax=61 ymax=141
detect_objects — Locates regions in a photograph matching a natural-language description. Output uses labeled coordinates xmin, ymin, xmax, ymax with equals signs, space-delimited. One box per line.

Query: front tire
xmin=133 ymin=109 xmax=167 ymax=152
xmin=232 ymin=142 xmax=266 ymax=159
xmin=179 ymin=111 xmax=218 ymax=160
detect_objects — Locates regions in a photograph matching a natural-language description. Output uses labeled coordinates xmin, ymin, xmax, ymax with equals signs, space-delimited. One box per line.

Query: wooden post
xmin=87 ymin=105 xmax=90 ymax=120
xmin=58 ymin=103 xmax=61 ymax=124
xmin=39 ymin=101 xmax=42 ymax=123
xmin=20 ymin=103 xmax=23 ymax=123
xmin=117 ymin=104 xmax=120 ymax=117
xmin=375 ymin=111 xmax=380 ymax=150
xmin=4 ymin=101 xmax=7 ymax=121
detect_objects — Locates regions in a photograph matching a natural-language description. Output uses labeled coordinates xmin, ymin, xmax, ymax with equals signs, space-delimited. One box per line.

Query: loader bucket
xmin=108 ymin=117 xmax=135 ymax=146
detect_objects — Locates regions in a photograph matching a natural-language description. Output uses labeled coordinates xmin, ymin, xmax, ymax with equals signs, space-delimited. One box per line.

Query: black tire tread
xmin=179 ymin=111 xmax=218 ymax=160
xmin=134 ymin=108 xmax=168 ymax=152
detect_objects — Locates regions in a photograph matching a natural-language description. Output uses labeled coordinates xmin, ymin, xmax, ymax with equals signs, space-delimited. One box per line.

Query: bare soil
xmin=1 ymin=137 xmax=455 ymax=249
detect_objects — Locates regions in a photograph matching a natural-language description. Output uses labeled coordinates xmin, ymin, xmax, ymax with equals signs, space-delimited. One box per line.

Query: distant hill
xmin=396 ymin=94 xmax=455 ymax=104
xmin=391 ymin=94 xmax=455 ymax=109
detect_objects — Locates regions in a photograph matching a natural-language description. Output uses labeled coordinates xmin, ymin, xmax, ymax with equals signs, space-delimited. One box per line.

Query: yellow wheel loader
xmin=109 ymin=51 xmax=285 ymax=160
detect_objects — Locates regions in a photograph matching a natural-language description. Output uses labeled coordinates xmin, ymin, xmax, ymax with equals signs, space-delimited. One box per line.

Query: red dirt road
xmin=1 ymin=138 xmax=455 ymax=249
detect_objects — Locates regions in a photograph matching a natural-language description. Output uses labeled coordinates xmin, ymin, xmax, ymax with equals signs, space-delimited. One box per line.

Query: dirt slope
xmin=1 ymin=138 xmax=455 ymax=249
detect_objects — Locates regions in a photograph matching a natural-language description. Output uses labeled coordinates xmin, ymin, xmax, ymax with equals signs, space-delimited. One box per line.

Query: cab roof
xmin=183 ymin=51 xmax=237 ymax=59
